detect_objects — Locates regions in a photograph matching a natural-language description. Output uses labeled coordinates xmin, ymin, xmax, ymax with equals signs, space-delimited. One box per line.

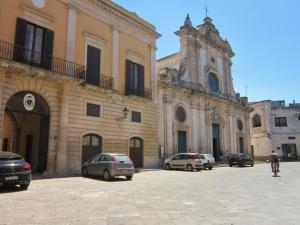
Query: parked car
xmin=229 ymin=153 xmax=254 ymax=167
xmin=82 ymin=153 xmax=134 ymax=180
xmin=164 ymin=153 xmax=204 ymax=171
xmin=199 ymin=154 xmax=215 ymax=170
xmin=0 ymin=152 xmax=31 ymax=189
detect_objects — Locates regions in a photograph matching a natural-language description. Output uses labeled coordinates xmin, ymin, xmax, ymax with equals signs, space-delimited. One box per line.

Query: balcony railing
xmin=125 ymin=88 xmax=152 ymax=99
xmin=0 ymin=40 xmax=85 ymax=79
xmin=97 ymin=74 xmax=113 ymax=89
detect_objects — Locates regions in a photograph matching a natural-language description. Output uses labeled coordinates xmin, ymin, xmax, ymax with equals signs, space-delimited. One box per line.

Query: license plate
xmin=4 ymin=176 xmax=19 ymax=181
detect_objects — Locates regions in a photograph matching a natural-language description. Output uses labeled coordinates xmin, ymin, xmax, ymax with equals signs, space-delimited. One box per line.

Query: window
xmin=82 ymin=134 xmax=101 ymax=147
xmin=86 ymin=103 xmax=100 ymax=117
xmin=176 ymin=106 xmax=186 ymax=123
xmin=181 ymin=154 xmax=189 ymax=160
xmin=172 ymin=155 xmax=181 ymax=160
xmin=125 ymin=60 xmax=144 ymax=97
xmin=237 ymin=119 xmax=243 ymax=131
xmin=288 ymin=137 xmax=296 ymax=140
xmin=208 ymin=73 xmax=219 ymax=92
xmin=86 ymin=45 xmax=101 ymax=86
xmin=298 ymin=116 xmax=300 ymax=121
xmin=275 ymin=117 xmax=287 ymax=127
xmin=14 ymin=18 xmax=54 ymax=69
xmin=252 ymin=114 xmax=262 ymax=128
xmin=131 ymin=111 xmax=141 ymax=123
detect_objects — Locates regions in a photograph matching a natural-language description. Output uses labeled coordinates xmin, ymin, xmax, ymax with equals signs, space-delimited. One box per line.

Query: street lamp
xmin=122 ymin=107 xmax=129 ymax=119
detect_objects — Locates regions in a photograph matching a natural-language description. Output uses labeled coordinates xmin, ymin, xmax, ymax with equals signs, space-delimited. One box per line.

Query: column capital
xmin=66 ymin=3 xmax=80 ymax=14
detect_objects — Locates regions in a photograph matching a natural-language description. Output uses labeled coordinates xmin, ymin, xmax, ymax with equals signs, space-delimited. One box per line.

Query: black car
xmin=0 ymin=152 xmax=31 ymax=189
xmin=229 ymin=153 xmax=254 ymax=167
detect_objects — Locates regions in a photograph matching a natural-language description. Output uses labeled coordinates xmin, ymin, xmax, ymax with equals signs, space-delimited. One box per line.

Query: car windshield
xmin=114 ymin=155 xmax=131 ymax=162
xmin=206 ymin=155 xmax=214 ymax=160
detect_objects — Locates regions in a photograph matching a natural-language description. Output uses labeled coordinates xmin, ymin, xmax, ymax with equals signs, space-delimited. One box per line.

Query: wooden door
xmin=82 ymin=134 xmax=102 ymax=165
xmin=129 ymin=137 xmax=143 ymax=168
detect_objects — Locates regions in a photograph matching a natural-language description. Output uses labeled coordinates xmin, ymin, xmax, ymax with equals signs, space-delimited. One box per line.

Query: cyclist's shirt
xmin=270 ymin=153 xmax=279 ymax=163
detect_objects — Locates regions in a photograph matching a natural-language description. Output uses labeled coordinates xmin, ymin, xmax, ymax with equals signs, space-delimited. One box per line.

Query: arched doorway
xmin=129 ymin=137 xmax=143 ymax=168
xmin=3 ymin=91 xmax=50 ymax=173
xmin=82 ymin=134 xmax=102 ymax=165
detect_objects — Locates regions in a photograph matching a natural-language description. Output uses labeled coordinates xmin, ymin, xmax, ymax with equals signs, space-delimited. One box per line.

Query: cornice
xmin=88 ymin=0 xmax=160 ymax=39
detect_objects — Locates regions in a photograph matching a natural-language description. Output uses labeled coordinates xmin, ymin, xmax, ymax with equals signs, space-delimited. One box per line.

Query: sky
xmin=113 ymin=0 xmax=300 ymax=104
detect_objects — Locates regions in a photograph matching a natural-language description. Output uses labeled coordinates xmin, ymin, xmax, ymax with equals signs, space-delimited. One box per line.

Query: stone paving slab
xmin=0 ymin=162 xmax=299 ymax=225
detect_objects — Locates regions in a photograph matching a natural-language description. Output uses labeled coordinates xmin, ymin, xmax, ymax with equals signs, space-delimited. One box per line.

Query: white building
xmin=156 ymin=15 xmax=252 ymax=161
xmin=250 ymin=100 xmax=300 ymax=161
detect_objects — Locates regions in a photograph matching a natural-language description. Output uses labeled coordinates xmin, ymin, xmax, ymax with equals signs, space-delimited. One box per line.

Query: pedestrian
xmin=188 ymin=148 xmax=192 ymax=153
xmin=225 ymin=150 xmax=229 ymax=162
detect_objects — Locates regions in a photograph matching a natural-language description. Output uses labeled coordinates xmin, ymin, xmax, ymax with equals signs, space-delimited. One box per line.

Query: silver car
xmin=82 ymin=153 xmax=134 ymax=180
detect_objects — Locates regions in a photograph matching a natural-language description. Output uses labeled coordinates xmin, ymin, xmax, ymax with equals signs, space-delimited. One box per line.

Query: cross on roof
xmin=204 ymin=5 xmax=210 ymax=17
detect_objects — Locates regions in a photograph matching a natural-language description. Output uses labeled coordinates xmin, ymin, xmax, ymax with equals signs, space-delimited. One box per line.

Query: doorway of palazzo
xmin=178 ymin=131 xmax=187 ymax=153
xmin=2 ymin=91 xmax=50 ymax=173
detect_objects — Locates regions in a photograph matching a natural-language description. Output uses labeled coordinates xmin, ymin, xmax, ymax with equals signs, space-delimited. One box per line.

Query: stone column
xmin=199 ymin=105 xmax=207 ymax=153
xmin=66 ymin=4 xmax=78 ymax=62
xmin=56 ymin=83 xmax=71 ymax=173
xmin=112 ymin=26 xmax=120 ymax=91
xmin=191 ymin=101 xmax=200 ymax=153
xmin=163 ymin=95 xmax=174 ymax=156
xmin=0 ymin=69 xmax=5 ymax=151
xmin=150 ymin=44 xmax=157 ymax=102
xmin=244 ymin=113 xmax=251 ymax=153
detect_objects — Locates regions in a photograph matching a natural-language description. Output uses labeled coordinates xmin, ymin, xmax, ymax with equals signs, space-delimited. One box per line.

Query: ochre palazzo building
xmin=0 ymin=0 xmax=160 ymax=173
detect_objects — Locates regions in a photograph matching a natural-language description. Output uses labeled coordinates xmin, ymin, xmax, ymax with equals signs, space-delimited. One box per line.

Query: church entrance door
xmin=178 ymin=131 xmax=187 ymax=153
xmin=212 ymin=124 xmax=220 ymax=161
xmin=239 ymin=137 xmax=244 ymax=153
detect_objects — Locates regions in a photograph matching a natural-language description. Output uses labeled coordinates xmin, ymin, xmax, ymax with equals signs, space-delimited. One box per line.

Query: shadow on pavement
xmin=0 ymin=185 xmax=27 ymax=194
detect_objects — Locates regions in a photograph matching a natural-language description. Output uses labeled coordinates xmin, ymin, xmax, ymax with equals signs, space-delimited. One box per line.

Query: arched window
xmin=208 ymin=73 xmax=219 ymax=92
xmin=252 ymin=114 xmax=262 ymax=128
xmin=237 ymin=119 xmax=243 ymax=131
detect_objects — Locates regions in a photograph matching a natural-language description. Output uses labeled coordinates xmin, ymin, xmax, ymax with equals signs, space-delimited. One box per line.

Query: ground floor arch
xmin=2 ymin=91 xmax=50 ymax=173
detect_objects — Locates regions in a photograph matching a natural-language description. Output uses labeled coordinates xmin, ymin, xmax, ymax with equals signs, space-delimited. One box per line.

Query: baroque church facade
xmin=157 ymin=15 xmax=253 ymax=160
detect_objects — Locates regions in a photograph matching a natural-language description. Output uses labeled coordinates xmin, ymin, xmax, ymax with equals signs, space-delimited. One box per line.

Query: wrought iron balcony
xmin=125 ymin=88 xmax=152 ymax=99
xmin=0 ymin=40 xmax=85 ymax=79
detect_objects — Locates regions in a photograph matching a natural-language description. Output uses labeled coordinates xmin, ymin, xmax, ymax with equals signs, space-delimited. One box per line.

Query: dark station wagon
xmin=0 ymin=152 xmax=31 ymax=189
xmin=229 ymin=153 xmax=254 ymax=167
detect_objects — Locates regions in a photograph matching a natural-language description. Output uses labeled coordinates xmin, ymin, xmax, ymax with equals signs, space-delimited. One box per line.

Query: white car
xmin=199 ymin=154 xmax=215 ymax=170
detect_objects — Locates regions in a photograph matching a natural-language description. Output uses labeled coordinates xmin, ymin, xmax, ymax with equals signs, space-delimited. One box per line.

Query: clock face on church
xmin=208 ymin=73 xmax=219 ymax=93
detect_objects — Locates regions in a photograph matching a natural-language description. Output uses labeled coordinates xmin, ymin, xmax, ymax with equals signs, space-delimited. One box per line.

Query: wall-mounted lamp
xmin=122 ymin=107 xmax=129 ymax=118
xmin=116 ymin=107 xmax=130 ymax=121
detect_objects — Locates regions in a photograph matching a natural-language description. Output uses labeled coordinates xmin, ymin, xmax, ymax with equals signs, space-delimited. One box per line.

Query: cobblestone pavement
xmin=0 ymin=162 xmax=299 ymax=225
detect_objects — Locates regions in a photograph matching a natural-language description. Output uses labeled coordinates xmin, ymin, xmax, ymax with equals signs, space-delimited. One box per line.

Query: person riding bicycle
xmin=270 ymin=150 xmax=280 ymax=172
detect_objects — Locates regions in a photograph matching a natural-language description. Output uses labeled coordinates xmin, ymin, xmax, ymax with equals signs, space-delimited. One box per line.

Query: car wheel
xmin=165 ymin=164 xmax=171 ymax=170
xmin=196 ymin=168 xmax=201 ymax=171
xmin=229 ymin=164 xmax=233 ymax=167
xmin=209 ymin=166 xmax=213 ymax=170
xmin=82 ymin=167 xmax=88 ymax=177
xmin=242 ymin=162 xmax=246 ymax=167
xmin=103 ymin=170 xmax=111 ymax=181
xmin=186 ymin=164 xmax=193 ymax=172
xmin=251 ymin=162 xmax=254 ymax=167
xmin=126 ymin=176 xmax=133 ymax=180
xmin=20 ymin=183 xmax=29 ymax=190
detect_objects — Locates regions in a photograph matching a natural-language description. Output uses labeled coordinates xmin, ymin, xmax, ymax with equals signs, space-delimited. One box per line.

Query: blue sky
xmin=113 ymin=0 xmax=300 ymax=103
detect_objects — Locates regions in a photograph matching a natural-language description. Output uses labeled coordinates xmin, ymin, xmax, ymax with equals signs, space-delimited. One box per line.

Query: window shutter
xmin=138 ymin=64 xmax=145 ymax=97
xmin=125 ymin=59 xmax=132 ymax=95
xmin=13 ymin=18 xmax=27 ymax=61
xmin=42 ymin=28 xmax=54 ymax=70
xmin=86 ymin=45 xmax=101 ymax=86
